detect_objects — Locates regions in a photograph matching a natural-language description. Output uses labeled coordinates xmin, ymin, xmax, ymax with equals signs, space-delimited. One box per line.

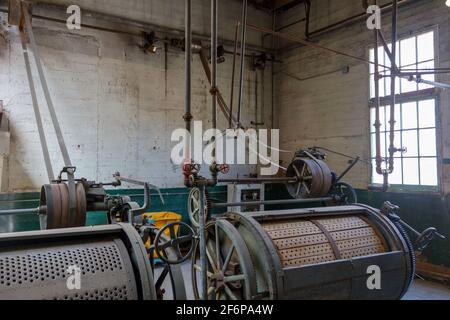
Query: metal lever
xmin=128 ymin=182 xmax=151 ymax=223
xmin=113 ymin=172 xmax=165 ymax=205
xmin=381 ymin=202 xmax=445 ymax=251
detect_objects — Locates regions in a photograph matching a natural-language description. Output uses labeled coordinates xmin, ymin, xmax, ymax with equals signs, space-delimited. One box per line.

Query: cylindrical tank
xmin=0 ymin=224 xmax=156 ymax=300
xmin=226 ymin=205 xmax=414 ymax=300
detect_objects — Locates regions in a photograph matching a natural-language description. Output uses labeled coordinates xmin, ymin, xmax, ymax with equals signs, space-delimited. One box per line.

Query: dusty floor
xmin=156 ymin=263 xmax=450 ymax=300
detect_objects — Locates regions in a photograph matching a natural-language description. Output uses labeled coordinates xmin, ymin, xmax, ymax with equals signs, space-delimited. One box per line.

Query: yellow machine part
xmin=142 ymin=212 xmax=182 ymax=255
xmin=261 ymin=215 xmax=387 ymax=268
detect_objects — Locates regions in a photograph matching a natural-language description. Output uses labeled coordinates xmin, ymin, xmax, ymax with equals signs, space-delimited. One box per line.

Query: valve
xmin=219 ymin=164 xmax=230 ymax=174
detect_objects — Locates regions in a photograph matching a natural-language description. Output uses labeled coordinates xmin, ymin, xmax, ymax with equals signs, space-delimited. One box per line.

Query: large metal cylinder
xmin=226 ymin=205 xmax=414 ymax=300
xmin=0 ymin=224 xmax=156 ymax=300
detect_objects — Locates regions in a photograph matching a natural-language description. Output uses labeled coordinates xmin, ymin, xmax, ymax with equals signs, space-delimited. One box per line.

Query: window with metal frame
xmin=369 ymin=30 xmax=438 ymax=188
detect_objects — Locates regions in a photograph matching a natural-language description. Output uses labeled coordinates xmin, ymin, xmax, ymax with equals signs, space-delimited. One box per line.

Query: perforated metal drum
xmin=0 ymin=224 xmax=156 ymax=300
xmin=226 ymin=205 xmax=414 ymax=300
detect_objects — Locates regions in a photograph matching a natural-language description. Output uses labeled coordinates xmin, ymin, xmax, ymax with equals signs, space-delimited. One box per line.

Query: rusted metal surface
xmin=39 ymin=183 xmax=87 ymax=229
xmin=261 ymin=216 xmax=386 ymax=268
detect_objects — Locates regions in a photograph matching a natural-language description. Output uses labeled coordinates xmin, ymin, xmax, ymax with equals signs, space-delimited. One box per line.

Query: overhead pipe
xmin=229 ymin=21 xmax=240 ymax=128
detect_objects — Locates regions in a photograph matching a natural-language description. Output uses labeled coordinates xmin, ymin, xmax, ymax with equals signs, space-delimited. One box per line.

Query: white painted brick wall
xmin=0 ymin=0 xmax=273 ymax=191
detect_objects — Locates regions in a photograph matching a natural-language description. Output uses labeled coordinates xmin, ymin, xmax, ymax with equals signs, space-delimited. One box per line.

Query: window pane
xmin=402 ymin=130 xmax=418 ymax=157
xmin=419 ymin=129 xmax=437 ymax=156
xmin=420 ymin=158 xmax=438 ymax=186
xmin=371 ymin=133 xmax=376 ymax=157
xmin=402 ymin=102 xmax=417 ymax=129
xmin=417 ymin=61 xmax=435 ymax=91
xmin=417 ymin=32 xmax=434 ymax=62
xmin=390 ymin=158 xmax=403 ymax=184
xmin=370 ymin=74 xmax=375 ymax=99
xmin=372 ymin=159 xmax=384 ymax=184
xmin=403 ymin=158 xmax=419 ymax=185
xmin=370 ymin=49 xmax=375 ymax=74
xmin=394 ymin=130 xmax=401 ymax=152
xmin=384 ymin=74 xmax=401 ymax=96
xmin=383 ymin=44 xmax=391 ymax=70
xmin=400 ymin=37 xmax=416 ymax=67
xmin=418 ymin=99 xmax=435 ymax=128
xmin=400 ymin=76 xmax=418 ymax=93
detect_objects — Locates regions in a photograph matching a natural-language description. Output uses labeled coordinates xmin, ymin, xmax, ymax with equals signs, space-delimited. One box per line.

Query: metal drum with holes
xmin=0 ymin=224 xmax=156 ymax=300
xmin=39 ymin=183 xmax=87 ymax=230
xmin=225 ymin=205 xmax=414 ymax=300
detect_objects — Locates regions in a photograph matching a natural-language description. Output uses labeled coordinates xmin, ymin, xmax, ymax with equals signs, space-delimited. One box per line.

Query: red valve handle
xmin=219 ymin=164 xmax=230 ymax=174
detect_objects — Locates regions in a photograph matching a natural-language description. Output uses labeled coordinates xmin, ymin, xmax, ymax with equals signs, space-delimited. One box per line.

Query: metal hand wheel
xmin=416 ymin=227 xmax=446 ymax=251
xmin=188 ymin=188 xmax=211 ymax=229
xmin=191 ymin=219 xmax=257 ymax=300
xmin=334 ymin=182 xmax=358 ymax=204
xmin=154 ymin=222 xmax=196 ymax=264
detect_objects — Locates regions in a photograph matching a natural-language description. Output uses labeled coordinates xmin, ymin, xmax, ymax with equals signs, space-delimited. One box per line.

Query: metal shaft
xmin=0 ymin=208 xmax=41 ymax=217
xmin=218 ymin=177 xmax=297 ymax=184
xmin=212 ymin=197 xmax=336 ymax=208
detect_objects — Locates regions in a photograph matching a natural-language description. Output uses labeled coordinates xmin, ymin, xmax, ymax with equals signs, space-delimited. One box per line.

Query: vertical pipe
xmin=184 ymin=0 xmax=192 ymax=134
xmin=271 ymin=11 xmax=276 ymax=129
xmin=388 ymin=0 xmax=398 ymax=173
xmin=236 ymin=0 xmax=248 ymax=127
xmin=254 ymin=69 xmax=258 ymax=129
xmin=210 ymin=0 xmax=218 ymax=173
xmin=374 ymin=4 xmax=383 ymax=175
xmin=211 ymin=0 xmax=218 ymax=133
xmin=199 ymin=185 xmax=207 ymax=300
xmin=229 ymin=22 xmax=240 ymax=129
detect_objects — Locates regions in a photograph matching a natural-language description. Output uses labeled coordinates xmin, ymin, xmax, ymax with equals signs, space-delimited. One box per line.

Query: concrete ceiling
xmin=249 ymin=0 xmax=306 ymax=11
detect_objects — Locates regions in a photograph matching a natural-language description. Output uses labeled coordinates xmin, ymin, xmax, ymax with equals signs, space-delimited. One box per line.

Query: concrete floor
xmin=156 ymin=263 xmax=450 ymax=300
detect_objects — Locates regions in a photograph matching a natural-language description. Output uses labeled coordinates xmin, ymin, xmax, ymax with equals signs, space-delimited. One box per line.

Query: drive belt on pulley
xmin=20 ymin=5 xmax=84 ymax=229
